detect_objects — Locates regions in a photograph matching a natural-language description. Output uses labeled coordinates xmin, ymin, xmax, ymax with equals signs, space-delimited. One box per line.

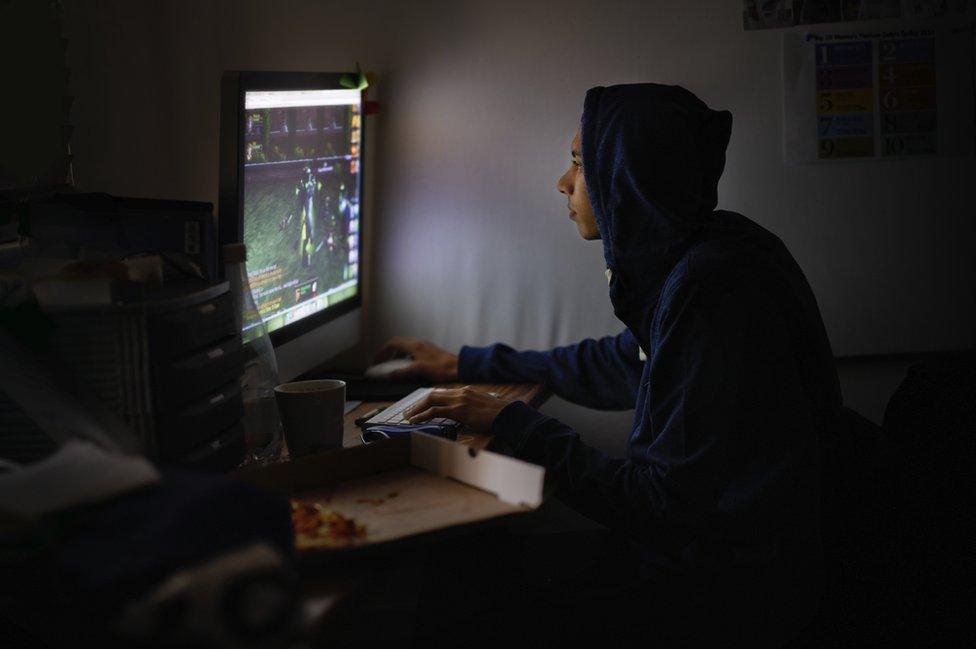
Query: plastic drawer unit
xmin=45 ymin=280 xmax=245 ymax=471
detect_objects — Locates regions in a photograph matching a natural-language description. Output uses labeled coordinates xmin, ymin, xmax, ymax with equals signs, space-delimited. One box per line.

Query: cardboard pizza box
xmin=235 ymin=432 xmax=545 ymax=555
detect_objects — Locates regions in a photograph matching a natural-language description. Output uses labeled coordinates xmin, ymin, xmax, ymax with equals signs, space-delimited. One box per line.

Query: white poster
xmin=783 ymin=26 xmax=975 ymax=162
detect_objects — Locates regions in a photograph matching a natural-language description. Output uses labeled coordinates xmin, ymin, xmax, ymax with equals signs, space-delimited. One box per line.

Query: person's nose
xmin=557 ymin=167 xmax=572 ymax=195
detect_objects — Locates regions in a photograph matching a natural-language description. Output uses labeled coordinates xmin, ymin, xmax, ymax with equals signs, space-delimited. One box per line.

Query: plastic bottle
xmin=223 ymin=243 xmax=282 ymax=462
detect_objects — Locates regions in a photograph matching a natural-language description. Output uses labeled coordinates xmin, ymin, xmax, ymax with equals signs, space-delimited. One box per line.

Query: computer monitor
xmin=219 ymin=71 xmax=365 ymax=380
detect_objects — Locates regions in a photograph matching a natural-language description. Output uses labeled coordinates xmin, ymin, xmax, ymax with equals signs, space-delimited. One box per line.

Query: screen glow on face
xmin=241 ymin=88 xmax=362 ymax=336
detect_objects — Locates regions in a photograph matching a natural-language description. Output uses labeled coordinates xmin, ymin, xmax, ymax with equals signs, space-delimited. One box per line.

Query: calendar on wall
xmin=783 ymin=26 xmax=974 ymax=163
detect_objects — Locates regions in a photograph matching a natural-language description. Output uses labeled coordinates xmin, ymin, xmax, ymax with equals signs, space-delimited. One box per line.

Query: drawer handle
xmin=209 ymin=393 xmax=225 ymax=405
xmin=198 ymin=303 xmax=216 ymax=314
xmin=207 ymin=347 xmax=225 ymax=359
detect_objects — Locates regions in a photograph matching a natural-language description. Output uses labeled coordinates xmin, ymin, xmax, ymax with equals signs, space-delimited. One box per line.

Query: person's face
xmin=557 ymin=128 xmax=600 ymax=240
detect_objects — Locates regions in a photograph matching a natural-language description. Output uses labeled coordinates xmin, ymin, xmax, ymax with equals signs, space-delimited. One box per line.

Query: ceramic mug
xmin=273 ymin=379 xmax=346 ymax=456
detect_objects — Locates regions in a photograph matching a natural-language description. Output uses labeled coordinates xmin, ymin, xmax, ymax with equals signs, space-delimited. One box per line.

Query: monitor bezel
xmin=219 ymin=70 xmax=365 ymax=349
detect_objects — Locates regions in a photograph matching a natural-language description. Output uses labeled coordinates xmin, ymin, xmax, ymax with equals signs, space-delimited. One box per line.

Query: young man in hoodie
xmin=377 ymin=83 xmax=843 ymax=646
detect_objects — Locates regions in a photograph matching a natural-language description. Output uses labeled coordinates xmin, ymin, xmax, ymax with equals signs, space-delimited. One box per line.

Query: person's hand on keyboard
xmin=373 ymin=337 xmax=459 ymax=382
xmin=401 ymin=386 xmax=514 ymax=432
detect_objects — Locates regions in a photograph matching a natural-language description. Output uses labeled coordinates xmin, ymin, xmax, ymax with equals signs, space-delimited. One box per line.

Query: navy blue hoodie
xmin=459 ymin=84 xmax=842 ymax=584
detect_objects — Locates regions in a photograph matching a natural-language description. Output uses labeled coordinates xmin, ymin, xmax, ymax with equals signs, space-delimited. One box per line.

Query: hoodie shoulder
xmin=686 ymin=236 xmax=776 ymax=284
xmin=658 ymin=221 xmax=791 ymax=318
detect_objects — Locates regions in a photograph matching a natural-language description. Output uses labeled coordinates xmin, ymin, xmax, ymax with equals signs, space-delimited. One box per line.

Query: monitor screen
xmin=240 ymin=87 xmax=362 ymax=339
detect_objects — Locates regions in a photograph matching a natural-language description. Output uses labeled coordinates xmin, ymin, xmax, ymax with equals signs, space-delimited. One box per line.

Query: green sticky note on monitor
xmin=339 ymin=65 xmax=369 ymax=91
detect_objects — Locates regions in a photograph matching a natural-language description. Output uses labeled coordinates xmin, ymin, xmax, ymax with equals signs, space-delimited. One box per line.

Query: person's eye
xmin=573 ymin=160 xmax=582 ymax=168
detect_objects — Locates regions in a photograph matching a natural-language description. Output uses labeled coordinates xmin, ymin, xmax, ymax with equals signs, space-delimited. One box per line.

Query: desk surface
xmin=296 ymin=381 xmax=550 ymax=639
xmin=340 ymin=382 xmax=551 ymax=450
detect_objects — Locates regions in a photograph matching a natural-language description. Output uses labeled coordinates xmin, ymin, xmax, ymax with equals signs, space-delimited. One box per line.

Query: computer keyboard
xmin=362 ymin=387 xmax=460 ymax=429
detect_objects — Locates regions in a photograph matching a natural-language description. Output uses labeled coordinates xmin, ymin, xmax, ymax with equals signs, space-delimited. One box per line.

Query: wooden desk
xmin=297 ymin=381 xmax=550 ymax=640
xmin=266 ymin=382 xmax=550 ymax=464
xmin=340 ymin=382 xmax=551 ymax=449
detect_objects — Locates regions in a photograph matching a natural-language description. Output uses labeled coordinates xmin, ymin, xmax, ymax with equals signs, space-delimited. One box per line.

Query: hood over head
xmin=580 ymin=83 xmax=733 ymax=349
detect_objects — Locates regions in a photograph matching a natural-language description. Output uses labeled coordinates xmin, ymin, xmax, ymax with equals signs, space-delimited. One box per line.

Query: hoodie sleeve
xmin=457 ymin=330 xmax=644 ymax=411
xmin=489 ymin=275 xmax=820 ymax=547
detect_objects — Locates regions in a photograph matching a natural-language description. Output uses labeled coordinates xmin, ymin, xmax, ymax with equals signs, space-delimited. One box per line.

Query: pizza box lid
xmin=234 ymin=432 xmax=545 ymax=554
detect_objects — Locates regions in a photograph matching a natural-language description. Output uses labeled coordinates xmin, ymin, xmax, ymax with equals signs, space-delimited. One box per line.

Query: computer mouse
xmin=363 ymin=358 xmax=414 ymax=380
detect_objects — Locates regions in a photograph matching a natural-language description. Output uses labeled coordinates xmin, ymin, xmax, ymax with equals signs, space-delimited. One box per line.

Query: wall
xmin=0 ymin=0 xmax=70 ymax=189
xmin=60 ymin=1 xmax=972 ymax=443
xmin=358 ymin=1 xmax=976 ymax=359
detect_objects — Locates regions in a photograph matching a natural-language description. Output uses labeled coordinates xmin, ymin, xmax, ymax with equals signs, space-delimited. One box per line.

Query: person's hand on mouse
xmin=401 ymin=386 xmax=514 ymax=432
xmin=373 ymin=337 xmax=459 ymax=382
